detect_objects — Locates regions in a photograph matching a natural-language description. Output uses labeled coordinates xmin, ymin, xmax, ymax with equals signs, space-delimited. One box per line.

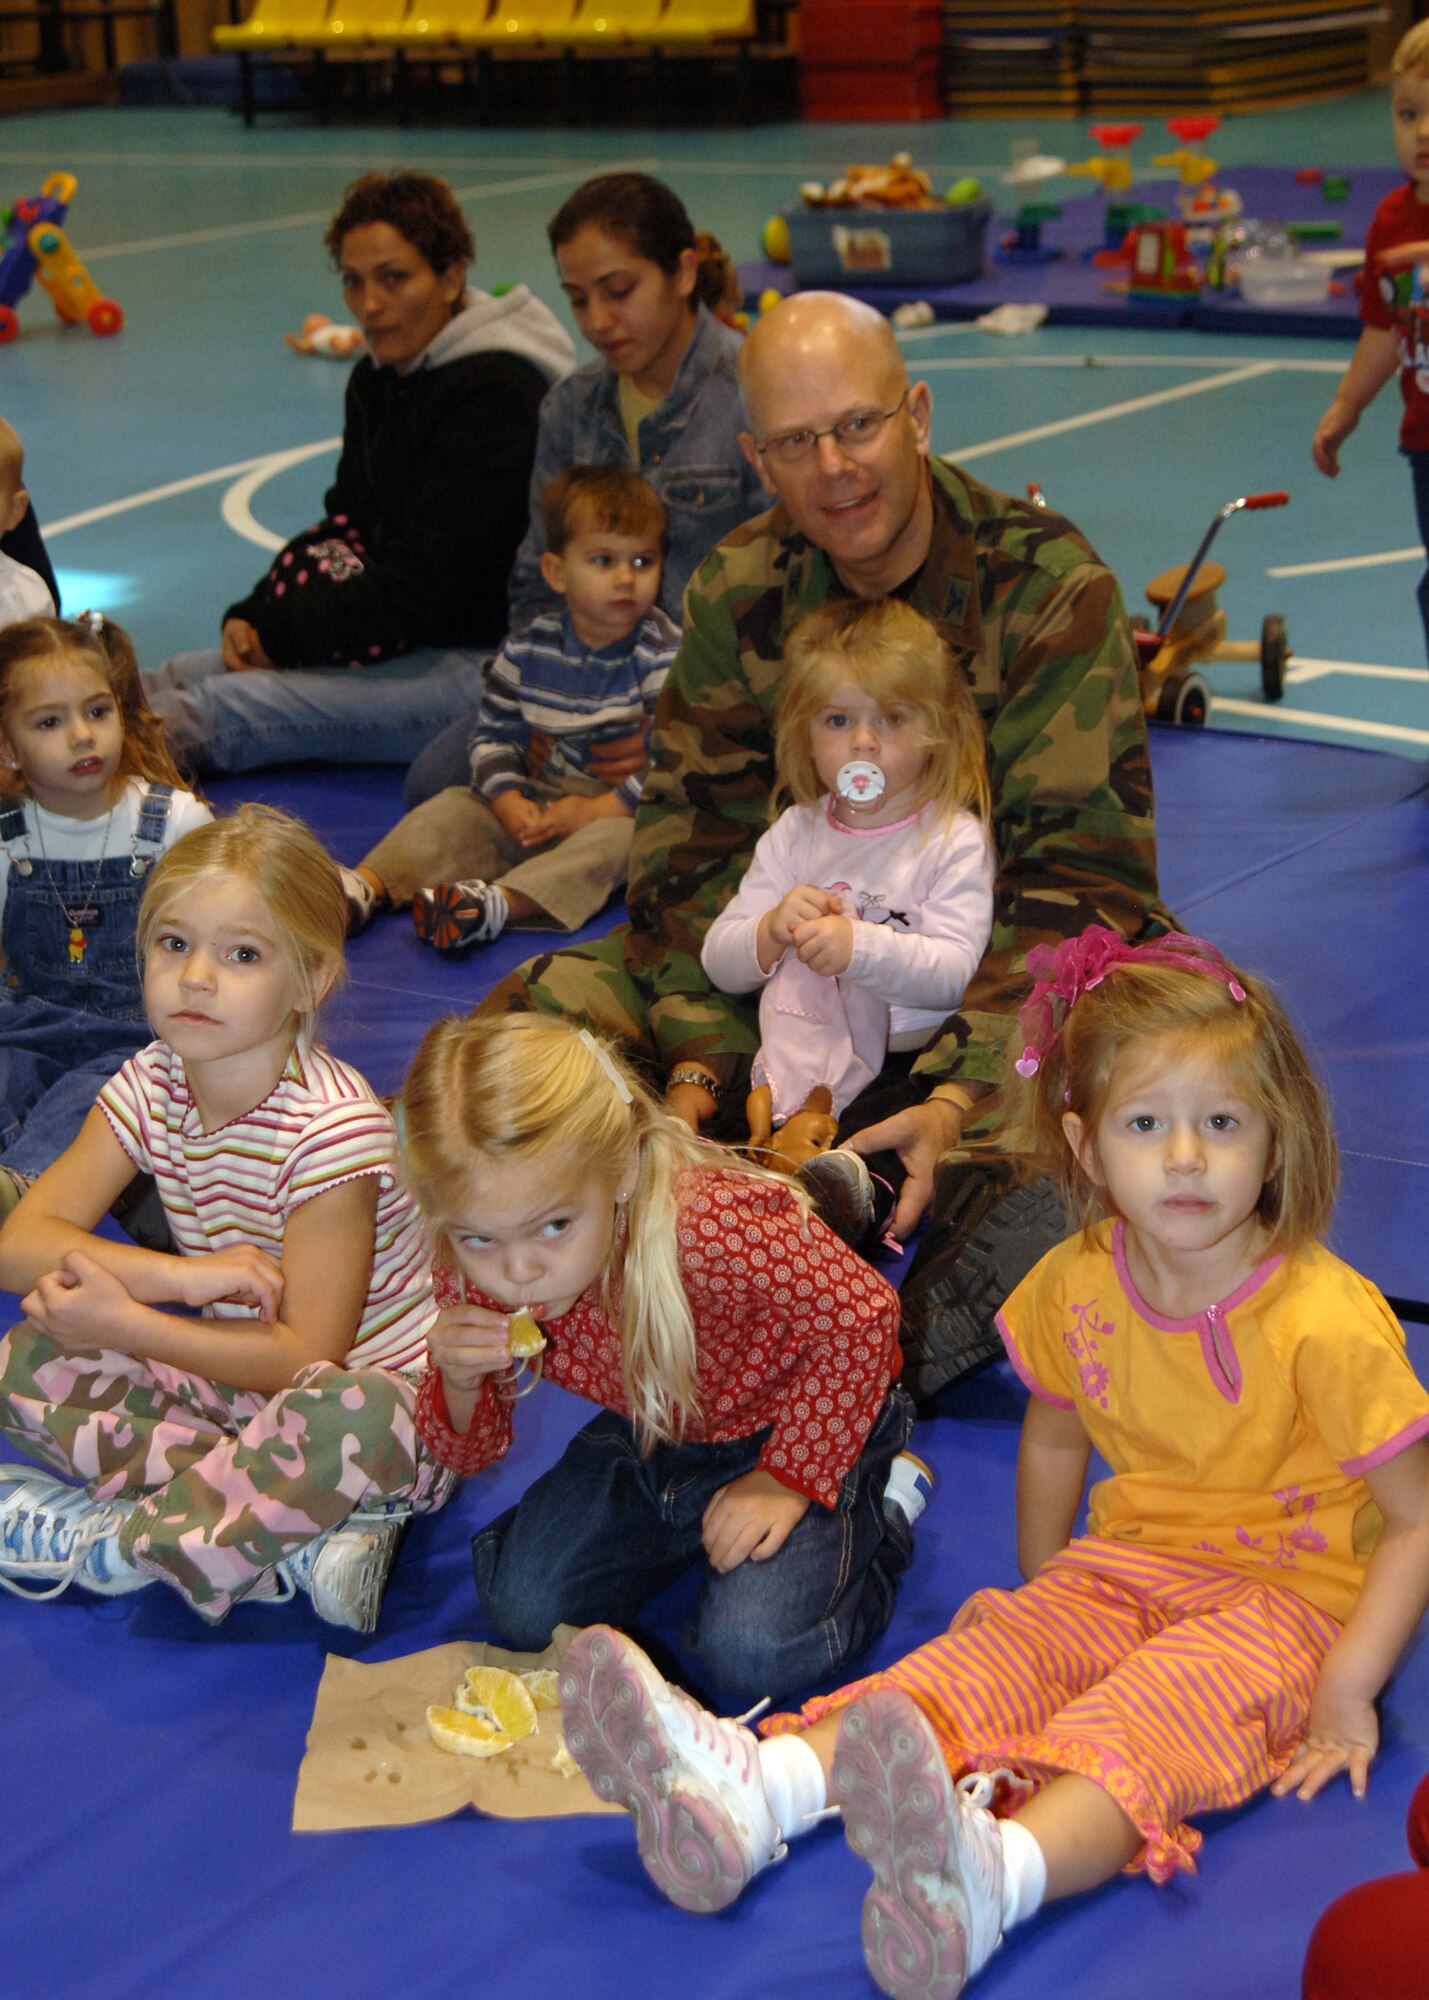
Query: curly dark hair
xmin=324 ymin=171 xmax=475 ymax=275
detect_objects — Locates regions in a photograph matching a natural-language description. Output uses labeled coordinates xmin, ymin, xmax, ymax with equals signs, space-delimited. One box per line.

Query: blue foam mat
xmin=4 ymin=728 xmax=1428 ymax=2000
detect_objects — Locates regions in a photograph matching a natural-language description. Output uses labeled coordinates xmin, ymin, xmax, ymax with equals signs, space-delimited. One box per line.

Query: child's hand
xmin=766 ymin=885 xmax=839 ymax=953
xmin=1312 ymin=400 xmax=1357 ymax=478
xmin=540 ymin=794 xmax=610 ymax=841
xmin=175 ymin=1245 xmax=285 ymax=1320
xmin=702 ymin=1469 xmax=811 ymax=1572
xmin=427 ymin=1301 xmax=520 ymax=1393
xmin=1271 ymin=1687 xmax=1379 ymax=1802
xmin=21 ymin=1249 xmax=141 ymax=1349
xmin=492 ymin=792 xmax=550 ymax=849
xmin=791 ymin=912 xmax=855 ymax=977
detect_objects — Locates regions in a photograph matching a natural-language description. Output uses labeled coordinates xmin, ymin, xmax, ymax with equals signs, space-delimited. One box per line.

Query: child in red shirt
xmin=1314 ymin=20 xmax=1429 ymax=660
xmin=402 ymin=1011 xmax=925 ymax=1705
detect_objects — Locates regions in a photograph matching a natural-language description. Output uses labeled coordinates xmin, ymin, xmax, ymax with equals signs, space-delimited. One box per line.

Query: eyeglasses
xmin=755 ymin=391 xmax=911 ymax=468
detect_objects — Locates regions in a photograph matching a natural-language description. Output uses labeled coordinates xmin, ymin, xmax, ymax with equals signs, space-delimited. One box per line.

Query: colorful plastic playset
xmin=747 ymin=121 xmax=1391 ymax=337
xmin=0 ymin=173 xmax=123 ymax=346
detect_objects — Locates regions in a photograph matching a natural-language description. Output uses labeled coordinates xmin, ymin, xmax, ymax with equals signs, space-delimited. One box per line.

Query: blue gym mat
xmin=3 ymin=727 xmax=1427 ymax=2000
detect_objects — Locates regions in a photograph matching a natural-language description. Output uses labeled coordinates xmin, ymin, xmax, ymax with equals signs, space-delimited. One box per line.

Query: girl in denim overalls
xmin=0 ymin=615 xmax=209 ymax=1198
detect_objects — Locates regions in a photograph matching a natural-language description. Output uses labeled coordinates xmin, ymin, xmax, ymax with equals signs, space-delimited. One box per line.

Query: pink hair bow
xmin=1014 ymin=925 xmax=1247 ymax=1079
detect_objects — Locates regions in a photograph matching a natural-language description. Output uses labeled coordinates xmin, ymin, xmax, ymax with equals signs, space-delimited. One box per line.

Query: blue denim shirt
xmin=507 ymin=304 xmax=768 ymax=630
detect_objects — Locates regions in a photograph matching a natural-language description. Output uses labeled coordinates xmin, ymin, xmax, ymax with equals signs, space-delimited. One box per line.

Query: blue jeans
xmin=144 ymin=646 xmax=492 ymax=775
xmin=403 ymin=709 xmax=476 ymax=810
xmin=471 ymin=1387 xmax=915 ymax=1705
xmin=1403 ymin=446 xmax=1429 ymax=665
xmin=0 ymin=993 xmax=144 ymax=1175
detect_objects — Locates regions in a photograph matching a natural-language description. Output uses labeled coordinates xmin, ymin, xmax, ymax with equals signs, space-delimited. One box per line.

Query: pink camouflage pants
xmin=0 ymin=1325 xmax=453 ymax=1621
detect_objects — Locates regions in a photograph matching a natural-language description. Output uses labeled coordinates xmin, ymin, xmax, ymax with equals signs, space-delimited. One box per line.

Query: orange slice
xmin=454 ymin=1665 xmax=538 ymax=1740
xmin=508 ymin=1309 xmax=547 ymax=1360
xmin=520 ymin=1668 xmax=561 ymax=1711
xmin=550 ymin=1736 xmax=581 ymax=1779
xmin=426 ymin=1704 xmax=514 ymax=1759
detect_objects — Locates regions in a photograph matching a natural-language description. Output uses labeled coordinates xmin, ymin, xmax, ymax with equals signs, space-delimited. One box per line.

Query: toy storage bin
xmin=784 ymin=200 xmax=993 ymax=287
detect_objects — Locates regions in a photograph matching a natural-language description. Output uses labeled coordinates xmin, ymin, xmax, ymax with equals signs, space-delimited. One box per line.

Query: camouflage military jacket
xmin=626 ymin=455 xmax=1175 ymax=1094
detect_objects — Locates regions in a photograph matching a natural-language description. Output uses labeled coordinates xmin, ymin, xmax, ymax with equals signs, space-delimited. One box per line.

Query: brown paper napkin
xmin=293 ymin=1625 xmax=625 ymax=1831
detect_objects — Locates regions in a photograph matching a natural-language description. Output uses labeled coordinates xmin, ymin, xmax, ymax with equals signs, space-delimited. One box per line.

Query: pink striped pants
xmin=766 ymin=1536 xmax=1341 ymax=1881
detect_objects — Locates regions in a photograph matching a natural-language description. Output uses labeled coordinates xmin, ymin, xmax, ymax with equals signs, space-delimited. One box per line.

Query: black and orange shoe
xmin=412 ymin=878 xmax=510 ymax=953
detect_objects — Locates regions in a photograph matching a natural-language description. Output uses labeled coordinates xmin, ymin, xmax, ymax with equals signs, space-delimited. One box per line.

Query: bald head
xmin=738 ymin=291 xmax=909 ymax=440
xmin=734 ymin=291 xmax=934 ymax=596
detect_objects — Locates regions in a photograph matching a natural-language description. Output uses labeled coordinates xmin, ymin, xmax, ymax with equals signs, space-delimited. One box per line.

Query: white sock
xmin=998 ymin=1817 xmax=1048 ymax=1930
xmin=756 ymin=1732 xmax=828 ymax=1841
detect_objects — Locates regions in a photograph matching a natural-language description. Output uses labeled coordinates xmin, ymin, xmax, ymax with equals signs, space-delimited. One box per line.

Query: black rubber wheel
xmin=1261 ymin=613 xmax=1287 ymax=703
xmin=1156 ymin=671 xmax=1210 ymax=726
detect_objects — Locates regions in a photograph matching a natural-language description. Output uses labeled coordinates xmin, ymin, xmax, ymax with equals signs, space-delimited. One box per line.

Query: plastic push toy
xmin=1026 ymin=486 xmax=1289 ymax=725
xmin=0 ymin=172 xmax=123 ymax=345
xmin=1131 ymin=492 xmax=1290 ymax=725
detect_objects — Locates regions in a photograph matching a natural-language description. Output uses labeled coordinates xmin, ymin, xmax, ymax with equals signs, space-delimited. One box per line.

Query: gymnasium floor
xmin=3 ymin=90 xmax=1429 ymax=2000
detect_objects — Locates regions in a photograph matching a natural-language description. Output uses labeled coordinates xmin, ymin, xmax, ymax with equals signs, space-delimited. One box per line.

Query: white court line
xmin=44 ymin=440 xmax=339 ymax=538
xmin=944 ymin=361 xmax=1276 ymax=463
xmin=1213 ymin=696 xmax=1429 ymax=748
xmin=1270 ymin=547 xmax=1424 ymax=577
xmin=1287 ymin=656 xmax=1429 ymax=685
xmin=0 ymin=147 xmax=1014 ymax=179
xmin=918 ymin=353 xmax=1344 ymax=373
xmin=84 ymin=161 xmax=651 ymax=261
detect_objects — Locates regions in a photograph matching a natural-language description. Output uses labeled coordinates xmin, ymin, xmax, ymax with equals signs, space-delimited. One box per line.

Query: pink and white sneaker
xmin=833 ymin=1688 xmax=1005 ymax=2000
xmin=558 ymin=1624 xmax=786 ymax=1913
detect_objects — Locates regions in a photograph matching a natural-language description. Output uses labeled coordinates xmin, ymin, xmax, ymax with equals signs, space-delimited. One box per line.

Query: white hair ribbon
xmin=578 ymin=1027 xmax=633 ymax=1104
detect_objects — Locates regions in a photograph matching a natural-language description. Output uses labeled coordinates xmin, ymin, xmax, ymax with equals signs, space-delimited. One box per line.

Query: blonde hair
xmin=1016 ymin=955 xmax=1338 ymax=1256
xmin=1394 ymin=19 xmax=1429 ymax=77
xmin=775 ymin=598 xmax=991 ymax=828
xmin=136 ymin=805 xmax=346 ymax=1046
xmin=0 ymin=615 xmax=193 ymax=803
xmin=399 ymin=1013 xmax=806 ymax=1450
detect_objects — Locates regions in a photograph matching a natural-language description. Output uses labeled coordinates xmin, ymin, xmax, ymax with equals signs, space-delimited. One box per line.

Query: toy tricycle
xmin=0 ymin=172 xmax=123 ymax=344
xmin=1132 ymin=491 xmax=1289 ymax=725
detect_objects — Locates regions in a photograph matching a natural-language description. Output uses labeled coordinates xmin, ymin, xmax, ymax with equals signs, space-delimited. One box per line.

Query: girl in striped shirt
xmin=0 ymin=805 xmax=448 ymax=1631
xmin=556 ymin=929 xmax=1429 ymax=2000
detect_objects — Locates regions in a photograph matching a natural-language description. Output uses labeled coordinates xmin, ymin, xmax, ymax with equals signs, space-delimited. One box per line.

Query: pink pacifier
xmin=836 ymin=760 xmax=885 ymax=804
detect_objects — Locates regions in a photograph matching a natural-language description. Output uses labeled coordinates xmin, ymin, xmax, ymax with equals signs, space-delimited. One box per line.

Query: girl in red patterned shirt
xmin=403 ymin=1010 xmax=924 ymax=1704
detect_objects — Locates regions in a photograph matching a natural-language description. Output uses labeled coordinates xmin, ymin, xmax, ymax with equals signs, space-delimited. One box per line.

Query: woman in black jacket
xmin=146 ymin=170 xmax=574 ymax=776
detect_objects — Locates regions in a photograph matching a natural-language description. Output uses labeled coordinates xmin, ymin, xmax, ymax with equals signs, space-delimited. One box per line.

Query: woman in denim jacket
xmin=508 ymin=173 xmax=765 ymax=626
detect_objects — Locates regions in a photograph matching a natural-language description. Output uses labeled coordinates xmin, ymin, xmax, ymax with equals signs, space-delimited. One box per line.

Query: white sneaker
xmin=559 ymin=1624 xmax=786 ymax=1913
xmin=834 ymin=1688 xmax=1005 ymax=2000
xmin=0 ymin=1463 xmax=144 ymax=1600
xmin=276 ymin=1506 xmax=409 ymax=1634
xmin=883 ymin=1450 xmax=935 ymax=1531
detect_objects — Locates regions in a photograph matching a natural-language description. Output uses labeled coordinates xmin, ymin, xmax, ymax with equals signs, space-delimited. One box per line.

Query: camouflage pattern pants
xmin=0 ymin=1326 xmax=453 ymax=1621
xmin=480 ymin=926 xmax=761 ymax=1141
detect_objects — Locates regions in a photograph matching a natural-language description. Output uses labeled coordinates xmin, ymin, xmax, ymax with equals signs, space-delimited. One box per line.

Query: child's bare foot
xmin=833 ymin=1689 xmax=1005 ymax=2000
xmin=558 ymin=1623 xmax=785 ymax=1913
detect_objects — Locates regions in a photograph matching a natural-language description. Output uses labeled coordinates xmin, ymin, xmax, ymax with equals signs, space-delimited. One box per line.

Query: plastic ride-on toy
xmin=0 ymin=171 xmax=122 ymax=344
xmin=1133 ymin=491 xmax=1289 ymax=725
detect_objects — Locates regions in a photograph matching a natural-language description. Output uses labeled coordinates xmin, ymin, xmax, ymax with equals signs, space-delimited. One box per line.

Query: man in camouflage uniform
xmin=482 ymin=292 xmax=1175 ymax=1395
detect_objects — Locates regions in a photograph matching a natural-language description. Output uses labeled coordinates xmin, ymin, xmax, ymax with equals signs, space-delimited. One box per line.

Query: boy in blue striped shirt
xmin=345 ymin=465 xmax=677 ymax=948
